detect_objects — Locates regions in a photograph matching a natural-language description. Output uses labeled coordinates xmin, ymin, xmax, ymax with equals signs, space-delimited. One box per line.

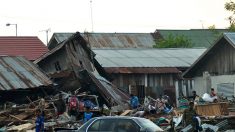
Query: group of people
xmin=182 ymin=88 xmax=217 ymax=132
xmin=130 ymin=93 xmax=174 ymax=118
xmin=35 ymin=92 xmax=95 ymax=132
xmin=55 ymin=92 xmax=94 ymax=122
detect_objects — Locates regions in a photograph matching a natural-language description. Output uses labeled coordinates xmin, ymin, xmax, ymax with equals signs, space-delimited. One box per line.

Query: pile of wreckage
xmin=1 ymin=91 xmax=235 ymax=131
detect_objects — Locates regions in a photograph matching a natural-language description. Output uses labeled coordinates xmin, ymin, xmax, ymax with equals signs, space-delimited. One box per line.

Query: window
xmin=98 ymin=119 xmax=116 ymax=131
xmin=78 ymin=118 xmax=96 ymax=132
xmin=113 ymin=119 xmax=140 ymax=132
xmin=88 ymin=120 xmax=100 ymax=131
xmin=54 ymin=61 xmax=61 ymax=71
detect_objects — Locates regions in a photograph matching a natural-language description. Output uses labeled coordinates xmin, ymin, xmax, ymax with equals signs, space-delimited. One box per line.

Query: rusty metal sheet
xmin=0 ymin=56 xmax=52 ymax=90
xmin=88 ymin=71 xmax=130 ymax=106
xmin=104 ymin=67 xmax=180 ymax=74
xmin=49 ymin=33 xmax=155 ymax=49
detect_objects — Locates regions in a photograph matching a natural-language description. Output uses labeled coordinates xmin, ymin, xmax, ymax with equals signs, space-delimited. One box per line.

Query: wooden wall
xmin=193 ymin=39 xmax=235 ymax=77
xmin=110 ymin=73 xmax=177 ymax=99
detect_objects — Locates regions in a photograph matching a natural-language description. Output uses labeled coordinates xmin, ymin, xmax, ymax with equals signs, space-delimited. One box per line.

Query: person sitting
xmin=148 ymin=101 xmax=156 ymax=114
xmin=210 ymin=88 xmax=216 ymax=97
xmin=84 ymin=98 xmax=96 ymax=109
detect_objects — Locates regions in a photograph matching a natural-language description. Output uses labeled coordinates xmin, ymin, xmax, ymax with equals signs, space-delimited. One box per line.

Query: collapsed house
xmin=34 ymin=32 xmax=129 ymax=107
xmin=45 ymin=32 xmax=206 ymax=104
xmin=0 ymin=56 xmax=53 ymax=104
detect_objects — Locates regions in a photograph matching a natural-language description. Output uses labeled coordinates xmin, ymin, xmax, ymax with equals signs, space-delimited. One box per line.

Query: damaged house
xmin=34 ymin=32 xmax=129 ymax=107
xmin=93 ymin=48 xmax=206 ymax=103
xmin=45 ymin=32 xmax=205 ymax=103
xmin=183 ymin=33 xmax=235 ymax=98
xmin=0 ymin=36 xmax=51 ymax=104
xmin=0 ymin=56 xmax=53 ymax=104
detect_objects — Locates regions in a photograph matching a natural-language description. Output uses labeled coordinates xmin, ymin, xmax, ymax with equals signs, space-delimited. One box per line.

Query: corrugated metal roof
xmin=0 ymin=37 xmax=48 ymax=61
xmin=183 ymin=32 xmax=235 ymax=78
xmin=89 ymin=72 xmax=129 ymax=105
xmin=48 ymin=33 xmax=155 ymax=49
xmin=0 ymin=56 xmax=52 ymax=90
xmin=93 ymin=48 xmax=206 ymax=68
xmin=224 ymin=32 xmax=235 ymax=46
xmin=155 ymin=29 xmax=228 ymax=48
xmin=104 ymin=67 xmax=180 ymax=74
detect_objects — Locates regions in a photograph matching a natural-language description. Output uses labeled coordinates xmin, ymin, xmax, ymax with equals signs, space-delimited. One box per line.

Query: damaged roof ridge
xmin=34 ymin=32 xmax=95 ymax=64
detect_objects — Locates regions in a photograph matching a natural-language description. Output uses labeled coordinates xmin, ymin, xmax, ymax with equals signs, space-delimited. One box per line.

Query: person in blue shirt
xmin=130 ymin=94 xmax=139 ymax=109
xmin=84 ymin=107 xmax=93 ymax=123
xmin=35 ymin=109 xmax=44 ymax=132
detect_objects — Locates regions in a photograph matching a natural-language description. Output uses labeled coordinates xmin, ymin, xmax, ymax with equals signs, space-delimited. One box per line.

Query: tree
xmin=225 ymin=1 xmax=235 ymax=31
xmin=153 ymin=34 xmax=192 ymax=48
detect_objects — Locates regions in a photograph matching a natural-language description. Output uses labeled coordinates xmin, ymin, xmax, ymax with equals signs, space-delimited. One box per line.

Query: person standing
xmin=84 ymin=107 xmax=93 ymax=123
xmin=68 ymin=92 xmax=79 ymax=121
xmin=183 ymin=101 xmax=197 ymax=131
xmin=130 ymin=94 xmax=139 ymax=109
xmin=54 ymin=94 xmax=66 ymax=117
xmin=38 ymin=98 xmax=45 ymax=114
xmin=35 ymin=109 xmax=44 ymax=132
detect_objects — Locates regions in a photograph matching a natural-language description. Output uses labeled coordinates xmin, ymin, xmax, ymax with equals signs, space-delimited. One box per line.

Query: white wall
xmin=194 ymin=75 xmax=235 ymax=96
xmin=194 ymin=77 xmax=207 ymax=96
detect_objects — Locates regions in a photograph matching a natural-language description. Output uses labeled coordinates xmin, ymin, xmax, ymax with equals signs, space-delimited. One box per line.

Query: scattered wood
xmin=9 ymin=114 xmax=26 ymax=122
xmin=7 ymin=123 xmax=33 ymax=131
xmin=120 ymin=110 xmax=132 ymax=116
xmin=26 ymin=96 xmax=36 ymax=107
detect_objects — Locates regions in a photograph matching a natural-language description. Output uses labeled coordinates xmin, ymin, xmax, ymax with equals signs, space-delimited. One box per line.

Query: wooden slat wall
xmin=195 ymin=102 xmax=228 ymax=116
xmin=194 ymin=39 xmax=235 ymax=76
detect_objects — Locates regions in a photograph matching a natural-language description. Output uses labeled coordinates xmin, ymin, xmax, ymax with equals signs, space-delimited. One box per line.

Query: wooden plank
xmin=120 ymin=110 xmax=132 ymax=116
xmin=195 ymin=103 xmax=222 ymax=116
xmin=9 ymin=114 xmax=25 ymax=122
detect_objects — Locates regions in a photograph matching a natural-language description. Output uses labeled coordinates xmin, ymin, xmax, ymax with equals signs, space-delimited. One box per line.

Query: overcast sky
xmin=0 ymin=0 xmax=232 ymax=44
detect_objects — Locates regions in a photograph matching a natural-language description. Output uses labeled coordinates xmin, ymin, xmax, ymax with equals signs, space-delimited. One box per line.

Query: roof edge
xmin=183 ymin=33 xmax=235 ymax=78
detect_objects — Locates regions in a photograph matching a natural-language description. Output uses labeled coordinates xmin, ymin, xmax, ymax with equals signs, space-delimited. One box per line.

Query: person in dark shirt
xmin=35 ymin=109 xmax=44 ymax=132
xmin=210 ymin=88 xmax=216 ymax=97
xmin=54 ymin=94 xmax=66 ymax=117
xmin=183 ymin=101 xmax=196 ymax=128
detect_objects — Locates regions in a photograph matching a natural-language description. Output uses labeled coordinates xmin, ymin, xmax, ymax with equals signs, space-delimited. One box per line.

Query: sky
xmin=0 ymin=0 xmax=232 ymax=44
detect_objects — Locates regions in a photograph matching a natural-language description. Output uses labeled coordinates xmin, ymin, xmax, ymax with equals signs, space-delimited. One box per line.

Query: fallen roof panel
xmin=0 ymin=56 xmax=52 ymax=90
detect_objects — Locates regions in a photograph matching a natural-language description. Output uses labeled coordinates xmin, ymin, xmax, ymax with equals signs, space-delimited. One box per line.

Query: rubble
xmin=1 ymin=90 xmax=235 ymax=131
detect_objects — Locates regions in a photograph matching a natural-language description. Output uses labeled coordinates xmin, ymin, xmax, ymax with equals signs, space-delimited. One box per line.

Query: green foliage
xmin=153 ymin=34 xmax=192 ymax=48
xmin=225 ymin=1 xmax=235 ymax=14
xmin=225 ymin=1 xmax=235 ymax=31
xmin=208 ymin=25 xmax=223 ymax=37
xmin=208 ymin=25 xmax=216 ymax=30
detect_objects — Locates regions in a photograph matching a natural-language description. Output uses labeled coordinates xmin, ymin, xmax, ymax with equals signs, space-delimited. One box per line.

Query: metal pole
xmin=46 ymin=30 xmax=48 ymax=45
xmin=15 ymin=24 xmax=17 ymax=36
xmin=90 ymin=0 xmax=94 ymax=32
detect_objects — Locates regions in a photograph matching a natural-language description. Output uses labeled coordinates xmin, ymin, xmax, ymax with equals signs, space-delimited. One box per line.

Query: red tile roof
xmin=0 ymin=37 xmax=48 ymax=61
